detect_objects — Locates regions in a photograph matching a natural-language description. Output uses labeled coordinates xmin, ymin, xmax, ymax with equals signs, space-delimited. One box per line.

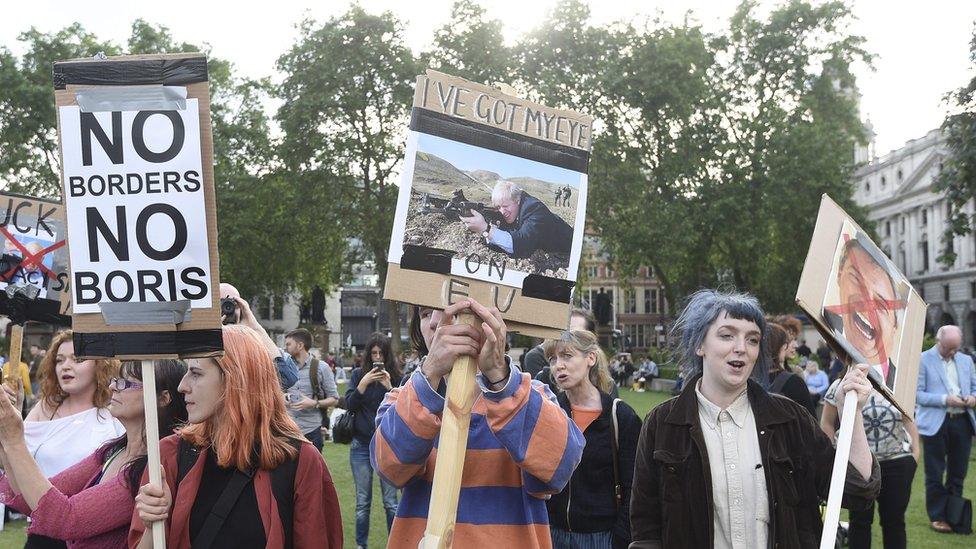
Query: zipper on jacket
xmin=566 ymin=480 xmax=572 ymax=532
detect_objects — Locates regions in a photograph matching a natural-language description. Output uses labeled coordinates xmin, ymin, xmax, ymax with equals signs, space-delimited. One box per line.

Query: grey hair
xmin=670 ymin=288 xmax=771 ymax=389
xmin=492 ymin=179 xmax=523 ymax=203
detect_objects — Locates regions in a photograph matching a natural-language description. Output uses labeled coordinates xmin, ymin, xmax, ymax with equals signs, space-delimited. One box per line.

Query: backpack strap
xmin=310 ymin=358 xmax=322 ymax=400
xmin=176 ymin=437 xmax=200 ymax=487
xmin=192 ymin=465 xmax=258 ymax=549
xmin=610 ymin=398 xmax=622 ymax=510
xmin=770 ymin=370 xmax=792 ymax=394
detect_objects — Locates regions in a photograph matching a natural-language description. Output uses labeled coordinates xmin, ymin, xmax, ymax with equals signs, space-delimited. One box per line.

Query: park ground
xmin=0 ymin=389 xmax=972 ymax=548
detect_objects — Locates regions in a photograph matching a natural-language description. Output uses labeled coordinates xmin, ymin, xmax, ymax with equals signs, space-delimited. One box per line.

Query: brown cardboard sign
xmin=796 ymin=195 xmax=926 ymax=419
xmin=53 ymin=53 xmax=222 ymax=359
xmin=0 ymin=193 xmax=71 ymax=325
xmin=385 ymin=71 xmax=592 ymax=337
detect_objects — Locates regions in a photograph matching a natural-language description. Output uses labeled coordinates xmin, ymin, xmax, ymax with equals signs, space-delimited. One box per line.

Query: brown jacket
xmin=629 ymin=375 xmax=880 ymax=549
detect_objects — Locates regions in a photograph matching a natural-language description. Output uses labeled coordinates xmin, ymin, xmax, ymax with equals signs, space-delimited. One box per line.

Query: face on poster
xmin=821 ymin=220 xmax=911 ymax=391
xmin=58 ymin=98 xmax=212 ymax=314
xmin=389 ymin=131 xmax=587 ymax=288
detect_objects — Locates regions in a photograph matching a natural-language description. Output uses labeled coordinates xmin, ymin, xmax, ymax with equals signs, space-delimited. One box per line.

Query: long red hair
xmin=39 ymin=330 xmax=118 ymax=411
xmin=181 ymin=324 xmax=303 ymax=470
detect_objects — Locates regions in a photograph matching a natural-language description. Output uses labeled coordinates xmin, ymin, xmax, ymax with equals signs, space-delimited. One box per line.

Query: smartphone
xmin=372 ymin=362 xmax=384 ymax=372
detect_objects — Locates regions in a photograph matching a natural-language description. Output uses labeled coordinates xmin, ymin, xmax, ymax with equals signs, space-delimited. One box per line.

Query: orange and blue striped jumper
xmin=372 ymin=366 xmax=585 ymax=548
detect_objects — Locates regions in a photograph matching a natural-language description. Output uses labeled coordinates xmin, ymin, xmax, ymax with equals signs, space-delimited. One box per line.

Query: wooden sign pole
xmin=7 ymin=324 xmax=24 ymax=384
xmin=819 ymin=390 xmax=858 ymax=549
xmin=420 ymin=313 xmax=479 ymax=549
xmin=140 ymin=359 xmax=166 ymax=548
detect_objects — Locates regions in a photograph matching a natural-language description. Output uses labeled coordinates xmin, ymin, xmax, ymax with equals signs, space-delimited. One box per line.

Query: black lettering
xmin=491 ymin=285 xmax=516 ymax=313
xmin=166 ymin=268 xmax=178 ymax=301
xmin=136 ymin=204 xmax=187 ymax=260
xmin=464 ymin=253 xmax=482 ymax=274
xmin=89 ymin=175 xmax=106 ymax=196
xmin=183 ymin=170 xmax=201 ymax=192
xmin=107 ymin=174 xmax=124 ymax=196
xmin=435 ymin=82 xmax=455 ymax=113
xmin=145 ymin=172 xmax=161 ymax=193
xmin=86 ymin=206 xmax=128 ymax=261
xmin=179 ymin=267 xmax=208 ymax=300
xmin=12 ymin=201 xmax=31 ymax=233
xmin=162 ymin=171 xmax=181 ymax=193
xmin=126 ymin=173 xmax=144 ymax=194
xmin=524 ymin=107 xmax=543 ymax=135
xmin=0 ymin=198 xmax=11 ymax=226
xmin=51 ymin=272 xmax=68 ymax=292
xmin=136 ymin=270 xmax=165 ymax=301
xmin=492 ymin=100 xmax=507 ymax=126
xmin=80 ymin=111 xmax=123 ymax=166
xmin=132 ymin=111 xmax=184 ymax=163
xmin=507 ymin=104 xmax=521 ymax=131
xmin=474 ymin=94 xmax=491 ymax=121
xmin=555 ymin=116 xmax=566 ymax=144
xmin=487 ymin=257 xmax=507 ymax=280
xmin=444 ymin=278 xmax=470 ymax=306
xmin=69 ymin=176 xmax=86 ymax=198
xmin=105 ymin=270 xmax=134 ymax=302
xmin=36 ymin=204 xmax=56 ymax=237
xmin=74 ymin=272 xmax=101 ymax=304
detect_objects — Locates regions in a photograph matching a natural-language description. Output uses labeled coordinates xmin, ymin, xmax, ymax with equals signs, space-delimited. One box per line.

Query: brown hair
xmin=543 ymin=330 xmax=613 ymax=394
xmin=180 ymin=324 xmax=304 ymax=471
xmin=285 ymin=328 xmax=312 ymax=351
xmin=766 ymin=323 xmax=790 ymax=371
xmin=774 ymin=316 xmax=803 ymax=339
xmin=39 ymin=330 xmax=119 ymax=411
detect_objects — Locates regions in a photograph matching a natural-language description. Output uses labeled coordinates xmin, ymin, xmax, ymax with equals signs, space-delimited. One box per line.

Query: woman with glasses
xmin=0 ymin=360 xmax=188 ymax=548
xmin=14 ymin=330 xmax=125 ymax=549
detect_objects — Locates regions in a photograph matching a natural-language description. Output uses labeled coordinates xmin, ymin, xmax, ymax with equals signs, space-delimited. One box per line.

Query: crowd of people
xmin=0 ymin=284 xmax=972 ymax=548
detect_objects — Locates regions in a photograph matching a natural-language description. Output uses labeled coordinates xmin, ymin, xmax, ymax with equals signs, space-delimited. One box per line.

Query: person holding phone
xmin=344 ymin=333 xmax=402 ymax=549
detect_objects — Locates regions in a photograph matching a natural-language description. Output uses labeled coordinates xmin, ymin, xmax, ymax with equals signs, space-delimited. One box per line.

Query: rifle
xmin=420 ymin=189 xmax=507 ymax=226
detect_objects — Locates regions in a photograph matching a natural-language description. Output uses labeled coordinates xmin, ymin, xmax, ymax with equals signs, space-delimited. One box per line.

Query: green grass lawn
xmin=0 ymin=389 xmax=971 ymax=548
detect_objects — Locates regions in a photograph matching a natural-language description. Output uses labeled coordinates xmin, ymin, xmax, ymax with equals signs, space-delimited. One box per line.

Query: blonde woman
xmin=544 ymin=330 xmax=641 ymax=548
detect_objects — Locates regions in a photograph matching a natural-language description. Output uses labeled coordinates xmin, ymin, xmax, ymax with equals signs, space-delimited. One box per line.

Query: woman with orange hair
xmin=129 ymin=324 xmax=342 ymax=549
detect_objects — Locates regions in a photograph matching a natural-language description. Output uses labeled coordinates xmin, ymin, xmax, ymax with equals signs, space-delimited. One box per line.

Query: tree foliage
xmin=936 ymin=24 xmax=976 ymax=266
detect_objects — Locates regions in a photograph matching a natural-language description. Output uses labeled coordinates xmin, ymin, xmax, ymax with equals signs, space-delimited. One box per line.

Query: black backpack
xmin=176 ymin=437 xmax=301 ymax=548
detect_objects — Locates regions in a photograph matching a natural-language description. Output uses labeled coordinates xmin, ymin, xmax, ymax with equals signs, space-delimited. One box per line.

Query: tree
xmin=936 ymin=24 xmax=976 ymax=267
xmin=424 ymin=0 xmax=515 ymax=85
xmin=276 ymin=7 xmax=418 ymax=349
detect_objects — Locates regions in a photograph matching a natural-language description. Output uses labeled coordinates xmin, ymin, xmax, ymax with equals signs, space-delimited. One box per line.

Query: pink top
xmin=0 ymin=448 xmax=133 ymax=549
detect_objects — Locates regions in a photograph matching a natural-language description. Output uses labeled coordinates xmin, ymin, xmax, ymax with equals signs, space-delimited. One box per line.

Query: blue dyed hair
xmin=670 ymin=289 xmax=771 ymax=388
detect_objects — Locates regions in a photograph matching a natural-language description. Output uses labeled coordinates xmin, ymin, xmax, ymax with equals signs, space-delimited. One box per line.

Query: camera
xmin=220 ymin=297 xmax=239 ymax=324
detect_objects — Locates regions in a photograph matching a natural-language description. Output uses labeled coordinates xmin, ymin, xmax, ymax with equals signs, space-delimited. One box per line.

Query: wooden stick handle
xmin=420 ymin=312 xmax=479 ymax=549
xmin=819 ymin=390 xmax=858 ymax=549
xmin=141 ymin=360 xmax=166 ymax=548
xmin=7 ymin=325 xmax=23 ymax=375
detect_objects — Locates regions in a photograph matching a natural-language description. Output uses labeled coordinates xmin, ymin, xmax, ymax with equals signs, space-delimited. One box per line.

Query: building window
xmin=885 ymin=221 xmax=891 ymax=236
xmin=587 ymin=264 xmax=599 ymax=279
xmin=865 ymin=182 xmax=871 ymax=193
xmin=881 ymin=175 xmax=886 ymax=186
xmin=625 ymin=290 xmax=636 ymax=314
xmin=643 ymin=289 xmax=651 ymax=314
xmin=606 ymin=265 xmax=615 ymax=278
xmin=900 ymin=216 xmax=905 ymax=234
xmin=258 ymin=296 xmax=271 ymax=320
xmin=646 ymin=289 xmax=660 ymax=314
xmin=921 ymin=241 xmax=929 ymax=272
xmin=944 ymin=284 xmax=950 ymax=302
xmin=971 ymin=281 xmax=975 ymax=299
xmin=921 ymin=209 xmax=927 ymax=226
xmin=272 ymin=296 xmax=284 ymax=321
xmin=897 ymin=168 xmax=903 ymax=181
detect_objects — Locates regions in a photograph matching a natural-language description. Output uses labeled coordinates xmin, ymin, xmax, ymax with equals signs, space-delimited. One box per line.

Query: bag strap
xmin=192 ymin=465 xmax=257 ymax=549
xmin=310 ymin=358 xmax=322 ymax=400
xmin=610 ymin=398 xmax=622 ymax=510
xmin=770 ymin=370 xmax=792 ymax=394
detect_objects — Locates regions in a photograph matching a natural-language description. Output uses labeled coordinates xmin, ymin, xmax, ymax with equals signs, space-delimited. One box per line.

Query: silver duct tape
xmin=75 ymin=86 xmax=187 ymax=112
xmin=99 ymin=300 xmax=192 ymax=326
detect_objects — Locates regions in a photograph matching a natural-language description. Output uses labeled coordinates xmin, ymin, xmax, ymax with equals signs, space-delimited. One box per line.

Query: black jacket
xmin=490 ymin=192 xmax=573 ymax=258
xmin=547 ymin=392 xmax=641 ymax=548
xmin=344 ymin=367 xmax=398 ymax=445
xmin=630 ymin=374 xmax=881 ymax=549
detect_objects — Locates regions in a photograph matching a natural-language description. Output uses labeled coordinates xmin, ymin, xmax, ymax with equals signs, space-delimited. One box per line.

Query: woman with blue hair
xmin=629 ymin=289 xmax=881 ymax=549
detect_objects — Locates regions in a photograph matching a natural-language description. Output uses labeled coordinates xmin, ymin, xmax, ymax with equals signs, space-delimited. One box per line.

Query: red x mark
xmin=0 ymin=226 xmax=65 ymax=282
xmin=823 ymin=234 xmax=907 ymax=373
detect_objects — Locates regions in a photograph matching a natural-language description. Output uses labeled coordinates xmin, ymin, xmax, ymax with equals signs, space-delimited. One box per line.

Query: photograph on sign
xmin=821 ymin=219 xmax=911 ymax=392
xmin=395 ymin=131 xmax=585 ymax=284
xmin=58 ymin=99 xmax=212 ymax=315
xmin=0 ymin=194 xmax=70 ymax=316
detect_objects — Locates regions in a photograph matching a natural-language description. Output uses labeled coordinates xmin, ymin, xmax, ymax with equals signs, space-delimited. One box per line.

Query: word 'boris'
xmin=420 ymin=80 xmax=590 ymax=150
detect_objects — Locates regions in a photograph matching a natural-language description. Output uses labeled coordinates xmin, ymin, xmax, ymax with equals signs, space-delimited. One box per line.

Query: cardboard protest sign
xmin=53 ymin=53 xmax=222 ymax=359
xmin=796 ymin=195 xmax=926 ymax=418
xmin=0 ymin=193 xmax=71 ymax=325
xmin=386 ymin=70 xmax=592 ymax=338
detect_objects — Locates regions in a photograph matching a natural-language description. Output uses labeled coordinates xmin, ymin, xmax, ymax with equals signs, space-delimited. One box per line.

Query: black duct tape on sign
xmin=73 ymin=329 xmax=223 ymax=358
xmin=53 ymin=56 xmax=209 ymax=90
xmin=401 ymin=245 xmax=454 ymax=275
xmin=522 ymin=274 xmax=575 ymax=304
xmin=0 ymin=293 xmax=70 ymax=326
xmin=410 ymin=108 xmax=590 ymax=174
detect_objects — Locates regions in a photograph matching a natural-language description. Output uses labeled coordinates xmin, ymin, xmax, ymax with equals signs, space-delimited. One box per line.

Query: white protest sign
xmin=58 ymin=98 xmax=212 ymax=314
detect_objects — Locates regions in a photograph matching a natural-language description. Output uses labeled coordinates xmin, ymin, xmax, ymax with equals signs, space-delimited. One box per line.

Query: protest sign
xmin=53 ymin=53 xmax=222 ymax=360
xmin=797 ymin=194 xmax=926 ymax=418
xmin=796 ymin=195 xmax=927 ymax=549
xmin=0 ymin=193 xmax=71 ymax=325
xmin=386 ymin=70 xmax=592 ymax=339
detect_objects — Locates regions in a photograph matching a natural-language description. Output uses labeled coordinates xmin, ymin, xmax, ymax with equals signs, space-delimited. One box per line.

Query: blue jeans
xmin=304 ymin=428 xmax=323 ymax=453
xmin=350 ymin=437 xmax=398 ymax=547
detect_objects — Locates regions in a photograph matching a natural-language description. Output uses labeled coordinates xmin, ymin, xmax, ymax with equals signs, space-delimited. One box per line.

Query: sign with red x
xmin=0 ymin=194 xmax=70 ymax=302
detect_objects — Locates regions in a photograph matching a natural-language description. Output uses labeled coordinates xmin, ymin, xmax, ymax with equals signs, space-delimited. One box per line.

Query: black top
xmin=489 ymin=193 xmax=574 ymax=258
xmin=768 ymin=369 xmax=817 ymax=418
xmin=344 ymin=367 xmax=398 ymax=445
xmin=189 ymin=449 xmax=266 ymax=548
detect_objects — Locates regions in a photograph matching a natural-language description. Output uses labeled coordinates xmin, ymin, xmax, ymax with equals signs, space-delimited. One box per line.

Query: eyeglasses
xmin=109 ymin=377 xmax=143 ymax=391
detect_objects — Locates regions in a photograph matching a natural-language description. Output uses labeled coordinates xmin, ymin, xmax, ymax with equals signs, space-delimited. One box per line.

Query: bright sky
xmin=2 ymin=0 xmax=974 ymax=155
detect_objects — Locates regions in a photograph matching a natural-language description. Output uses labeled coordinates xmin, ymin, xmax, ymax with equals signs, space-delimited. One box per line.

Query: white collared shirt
xmin=695 ymin=381 xmax=770 ymax=549
xmin=942 ymin=355 xmax=965 ymax=413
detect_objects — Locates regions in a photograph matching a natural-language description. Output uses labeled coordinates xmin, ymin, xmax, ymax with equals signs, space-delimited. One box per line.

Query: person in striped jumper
xmin=372 ymin=299 xmax=585 ymax=548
